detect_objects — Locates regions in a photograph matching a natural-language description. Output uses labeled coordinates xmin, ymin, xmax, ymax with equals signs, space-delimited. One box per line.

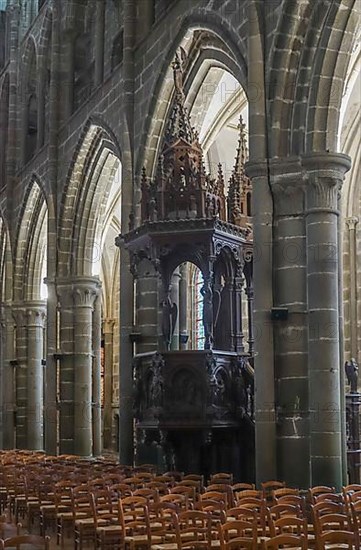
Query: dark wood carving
xmin=117 ymin=53 xmax=255 ymax=481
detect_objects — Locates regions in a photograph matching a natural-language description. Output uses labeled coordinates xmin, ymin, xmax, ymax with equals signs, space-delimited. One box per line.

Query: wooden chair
xmin=170 ymin=485 xmax=197 ymax=505
xmin=317 ymin=529 xmax=356 ymax=549
xmin=226 ymin=505 xmax=269 ymax=540
xmin=75 ymin=488 xmax=114 ymax=549
xmin=351 ymin=500 xmax=361 ymax=548
xmin=145 ymin=482 xmax=170 ymax=497
xmin=309 ymin=486 xmax=335 ymax=504
xmin=56 ymin=484 xmax=90 ymax=547
xmin=262 ymin=533 xmax=307 ymax=549
xmin=261 ymin=482 xmax=286 ymax=505
xmin=315 ymin=512 xmax=352 ymax=537
xmin=218 ymin=519 xmax=257 ymax=549
xmin=0 ymin=534 xmax=51 ymax=549
xmin=274 ymin=495 xmax=307 ymax=516
xmin=269 ymin=503 xmax=303 ymax=521
xmin=210 ymin=473 xmax=233 ymax=485
xmin=160 ymin=493 xmax=189 ymax=511
xmin=205 ymin=485 xmax=234 ymax=508
xmin=174 ymin=510 xmax=211 ymax=549
xmin=270 ymin=516 xmax=308 ymax=539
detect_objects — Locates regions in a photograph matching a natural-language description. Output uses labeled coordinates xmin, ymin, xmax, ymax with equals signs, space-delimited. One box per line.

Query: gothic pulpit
xmin=118 ymin=54 xmax=255 ymax=481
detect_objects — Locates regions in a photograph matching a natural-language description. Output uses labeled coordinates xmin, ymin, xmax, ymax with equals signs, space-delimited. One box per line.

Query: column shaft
xmin=2 ymin=305 xmax=15 ymax=449
xmin=13 ymin=307 xmax=27 ymax=448
xmin=73 ymin=283 xmax=99 ymax=456
xmin=247 ymin=0 xmax=277 ymax=483
xmin=103 ymin=319 xmax=115 ymax=449
xmin=92 ymin=295 xmax=102 ymax=456
xmin=303 ymin=152 xmax=351 ymax=488
xmin=26 ymin=303 xmax=46 ymax=450
xmin=270 ymin=160 xmax=309 ymax=488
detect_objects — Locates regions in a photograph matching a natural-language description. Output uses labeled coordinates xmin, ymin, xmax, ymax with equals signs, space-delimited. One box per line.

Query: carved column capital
xmin=302 ymin=152 xmax=351 ymax=214
xmin=269 ymin=157 xmax=305 ymax=216
xmin=12 ymin=304 xmax=27 ymax=326
xmin=346 ymin=217 xmax=359 ymax=230
xmin=25 ymin=301 xmax=47 ymax=327
xmin=103 ymin=318 xmax=116 ymax=334
xmin=57 ymin=276 xmax=102 ymax=308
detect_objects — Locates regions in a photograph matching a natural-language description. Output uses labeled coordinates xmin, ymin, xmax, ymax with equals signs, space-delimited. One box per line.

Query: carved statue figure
xmin=149 ymin=353 xmax=165 ymax=407
xmin=201 ymin=280 xmax=214 ymax=349
xmin=161 ymin=290 xmax=178 ymax=350
xmin=345 ymin=358 xmax=359 ymax=393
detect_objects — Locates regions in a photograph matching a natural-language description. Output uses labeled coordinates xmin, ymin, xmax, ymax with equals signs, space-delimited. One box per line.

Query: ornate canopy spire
xmin=163 ymin=52 xmax=199 ymax=148
xmin=141 ymin=53 xmax=227 ymax=223
xmin=227 ymin=115 xmax=252 ymax=229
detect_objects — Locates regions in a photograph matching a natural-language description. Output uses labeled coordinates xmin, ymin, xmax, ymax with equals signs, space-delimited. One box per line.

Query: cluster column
xmin=72 ymin=278 xmax=101 ymax=457
xmin=26 ymin=302 xmax=46 ymax=450
xmin=1 ymin=304 xmax=15 ymax=449
xmin=270 ymin=159 xmax=309 ymax=487
xmin=303 ymin=152 xmax=351 ymax=488
xmin=57 ymin=277 xmax=101 ymax=456
xmin=12 ymin=305 xmax=27 ymax=449
xmin=103 ymin=319 xmax=115 ymax=449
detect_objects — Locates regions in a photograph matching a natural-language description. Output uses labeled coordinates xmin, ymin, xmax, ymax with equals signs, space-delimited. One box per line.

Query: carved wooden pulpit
xmin=118 ymin=54 xmax=255 ymax=480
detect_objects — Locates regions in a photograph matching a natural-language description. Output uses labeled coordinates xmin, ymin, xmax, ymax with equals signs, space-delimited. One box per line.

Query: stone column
xmin=2 ymin=304 xmax=15 ymax=449
xmin=246 ymin=162 xmax=277 ymax=484
xmin=94 ymin=0 xmax=105 ymax=86
xmin=346 ymin=217 xmax=358 ymax=360
xmin=136 ymin=259 xmax=158 ymax=353
xmin=92 ymin=294 xmax=102 ymax=456
xmin=45 ymin=0 xmax=60 ymax=455
xmin=72 ymin=277 xmax=101 ymax=456
xmin=26 ymin=302 xmax=46 ymax=450
xmin=302 ymin=152 xmax=351 ymax=488
xmin=246 ymin=0 xmax=277 ymax=483
xmin=103 ymin=318 xmax=115 ymax=449
xmin=179 ymin=264 xmax=188 ymax=350
xmin=57 ymin=283 xmax=75 ymax=454
xmin=170 ymin=268 xmax=180 ymax=350
xmin=270 ymin=158 xmax=309 ymax=487
xmin=12 ymin=306 xmax=27 ymax=448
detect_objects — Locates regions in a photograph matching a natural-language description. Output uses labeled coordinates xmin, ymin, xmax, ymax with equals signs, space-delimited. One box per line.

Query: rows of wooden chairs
xmin=1 ymin=451 xmax=361 ymax=548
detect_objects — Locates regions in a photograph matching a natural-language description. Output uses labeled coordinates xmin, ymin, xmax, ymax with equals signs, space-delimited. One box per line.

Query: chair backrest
xmin=317 ymin=530 xmax=356 ymax=550
xmin=272 ymin=487 xmax=300 ymax=499
xmin=210 ymin=473 xmax=233 ymax=485
xmin=160 ymin=493 xmax=189 ymax=510
xmin=269 ymin=503 xmax=303 ymax=521
xmin=309 ymin=485 xmax=335 ymax=503
xmin=263 ymin=533 xmax=307 ymax=549
xmin=133 ymin=487 xmax=159 ymax=504
xmin=218 ymin=519 xmax=257 ymax=548
xmin=271 ymin=516 xmax=308 ymax=538
xmin=0 ymin=534 xmax=51 ymax=549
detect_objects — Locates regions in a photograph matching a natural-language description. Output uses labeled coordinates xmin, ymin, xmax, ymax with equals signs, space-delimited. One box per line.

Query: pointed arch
xmin=14 ymin=178 xmax=48 ymax=301
xmin=136 ymin=10 xmax=248 ymax=178
xmin=58 ymin=119 xmax=122 ymax=278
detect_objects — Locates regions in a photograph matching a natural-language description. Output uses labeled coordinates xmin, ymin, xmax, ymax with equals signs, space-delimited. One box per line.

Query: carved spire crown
xmin=227 ymin=115 xmax=252 ymax=231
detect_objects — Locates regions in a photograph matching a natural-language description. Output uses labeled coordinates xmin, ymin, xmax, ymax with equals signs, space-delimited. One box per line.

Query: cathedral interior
xmin=0 ymin=0 xmax=361 ymax=506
